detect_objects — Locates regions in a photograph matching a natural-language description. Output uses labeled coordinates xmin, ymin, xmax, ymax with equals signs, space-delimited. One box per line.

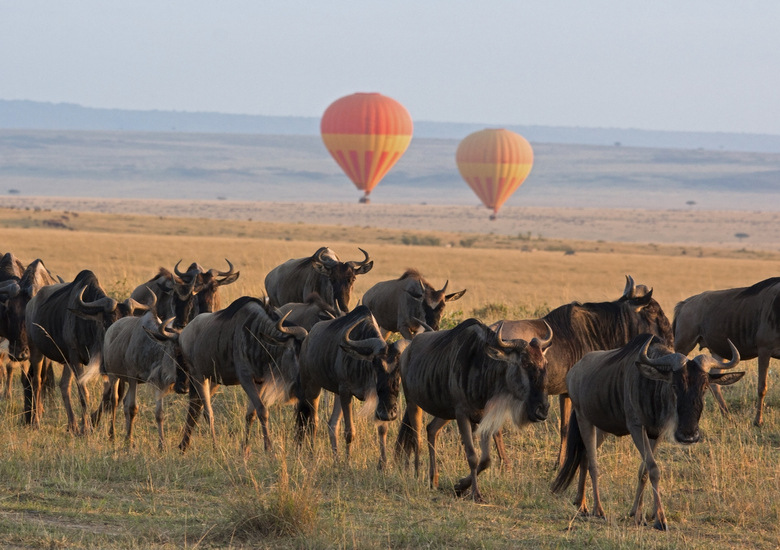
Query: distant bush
xmin=401 ymin=234 xmax=440 ymax=246
xmin=459 ymin=237 xmax=478 ymax=248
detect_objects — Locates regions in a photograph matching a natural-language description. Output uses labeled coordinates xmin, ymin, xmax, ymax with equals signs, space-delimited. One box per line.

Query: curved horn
xmin=412 ymin=317 xmax=435 ymax=333
xmin=158 ymin=316 xmax=180 ymax=339
xmin=700 ymin=339 xmax=740 ymax=372
xmin=532 ymin=320 xmax=554 ymax=349
xmin=493 ymin=321 xmax=514 ymax=350
xmin=622 ymin=274 xmax=636 ymax=299
xmin=346 ymin=247 xmax=371 ymax=269
xmin=76 ymin=286 xmax=117 ymax=313
xmin=638 ymin=335 xmax=682 ymax=371
xmin=212 ymin=258 xmax=236 ymax=278
xmin=173 ymin=259 xmax=186 ymax=279
xmin=315 ymin=247 xmax=338 ymax=267
xmin=438 ymin=280 xmax=449 ymax=294
xmin=275 ymin=310 xmax=308 ymax=340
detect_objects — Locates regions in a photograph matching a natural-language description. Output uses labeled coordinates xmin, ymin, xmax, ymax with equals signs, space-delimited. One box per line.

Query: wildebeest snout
xmin=529 ymin=400 xmax=549 ymax=423
xmin=375 ymin=402 xmax=398 ymax=422
xmin=675 ymin=428 xmax=700 ymax=444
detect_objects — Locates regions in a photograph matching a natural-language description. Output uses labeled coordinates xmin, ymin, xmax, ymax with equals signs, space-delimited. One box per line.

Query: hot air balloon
xmin=455 ymin=128 xmax=534 ymax=219
xmin=321 ymin=93 xmax=413 ymax=203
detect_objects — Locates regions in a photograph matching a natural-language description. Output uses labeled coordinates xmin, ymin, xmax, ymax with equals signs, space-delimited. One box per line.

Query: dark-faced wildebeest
xmin=673 ymin=277 xmax=780 ymax=426
xmin=264 ymin=247 xmax=373 ymax=314
xmin=0 ymin=259 xmax=61 ymax=403
xmin=493 ymin=275 xmax=674 ymax=465
xmin=362 ymin=269 xmax=467 ymax=339
xmin=177 ymin=296 xmax=307 ymax=453
xmin=295 ymin=305 xmax=405 ymax=469
xmin=275 ymin=292 xmax=339 ymax=330
xmin=551 ymin=334 xmax=743 ymax=530
xmin=25 ymin=270 xmax=149 ymax=431
xmin=130 ymin=259 xmax=239 ymax=329
xmin=395 ymin=318 xmax=552 ymax=502
xmin=0 ymin=252 xmax=27 ymax=397
xmin=100 ymin=306 xmax=181 ymax=449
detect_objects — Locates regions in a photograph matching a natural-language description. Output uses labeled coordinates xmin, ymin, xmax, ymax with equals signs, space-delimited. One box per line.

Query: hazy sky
xmin=2 ymin=1 xmax=779 ymax=135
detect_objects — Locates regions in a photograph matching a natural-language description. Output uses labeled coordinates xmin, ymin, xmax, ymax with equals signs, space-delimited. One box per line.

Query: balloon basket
xmin=489 ymin=213 xmax=497 ymax=221
xmin=359 ymin=195 xmax=371 ymax=204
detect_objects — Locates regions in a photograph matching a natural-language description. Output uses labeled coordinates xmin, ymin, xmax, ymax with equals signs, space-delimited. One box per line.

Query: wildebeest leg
xmin=200 ymin=379 xmax=220 ymax=449
xmin=755 ymin=351 xmax=771 ymax=426
xmin=453 ymin=415 xmax=486 ymax=502
xmin=179 ymin=379 xmax=206 ymax=452
xmin=123 ymin=380 xmax=138 ymax=447
xmin=493 ymin=430 xmax=510 ymax=470
xmin=59 ymin=365 xmax=79 ymax=433
xmin=426 ymin=416 xmax=449 ymax=489
xmin=377 ymin=421 xmax=389 ymax=470
xmin=327 ymin=396 xmax=344 ymax=461
xmin=629 ymin=435 xmax=661 ymax=526
xmin=558 ymin=394 xmax=572 ymax=466
xmin=154 ymin=385 xmax=171 ymax=451
xmin=42 ymin=359 xmax=57 ymax=401
xmin=92 ymin=377 xmax=113 ymax=429
xmin=2 ymin=359 xmax=13 ymax=400
xmin=22 ymin=351 xmax=43 ymax=426
xmin=579 ymin=415 xmax=605 ymax=519
xmin=394 ymin=402 xmax=423 ymax=474
xmin=629 ymin=426 xmax=666 ymax=530
xmin=239 ymin=378 xmax=271 ymax=454
xmin=455 ymin=428 xmax=494 ymax=501
xmin=107 ymin=376 xmax=120 ymax=440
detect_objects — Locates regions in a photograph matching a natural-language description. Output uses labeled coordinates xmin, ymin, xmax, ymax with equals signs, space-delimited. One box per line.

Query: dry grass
xmin=0 ymin=205 xmax=778 ymax=548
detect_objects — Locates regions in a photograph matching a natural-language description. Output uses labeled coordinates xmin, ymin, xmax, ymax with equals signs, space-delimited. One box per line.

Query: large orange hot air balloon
xmin=321 ymin=93 xmax=413 ymax=203
xmin=456 ymin=128 xmax=534 ymax=219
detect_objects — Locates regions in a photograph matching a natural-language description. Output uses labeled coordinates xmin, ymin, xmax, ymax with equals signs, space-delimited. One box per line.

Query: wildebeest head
xmin=71 ymin=282 xmax=151 ymax=329
xmin=636 ymin=336 xmax=744 ymax=444
xmin=312 ymin=247 xmax=373 ymax=314
xmin=171 ymin=259 xmax=240 ymax=326
xmin=617 ymin=275 xmax=674 ymax=346
xmin=398 ymin=269 xmax=467 ymax=331
xmin=488 ymin=321 xmax=553 ymax=423
xmin=338 ymin=309 xmax=401 ymax=421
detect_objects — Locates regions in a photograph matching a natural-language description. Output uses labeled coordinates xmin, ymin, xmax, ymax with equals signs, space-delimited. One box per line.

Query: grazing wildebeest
xmin=100 ymin=306 xmax=181 ymax=449
xmin=130 ymin=259 xmax=239 ymax=328
xmin=395 ymin=318 xmax=552 ymax=502
xmin=494 ymin=275 xmax=674 ymax=464
xmin=362 ymin=269 xmax=467 ymax=339
xmin=0 ymin=253 xmax=27 ymax=397
xmin=25 ymin=270 xmax=149 ymax=431
xmin=551 ymin=334 xmax=743 ymax=530
xmin=674 ymin=277 xmax=780 ymax=426
xmin=177 ymin=296 xmax=307 ymax=453
xmin=275 ymin=292 xmax=339 ymax=330
xmin=295 ymin=305 xmax=405 ymax=468
xmin=264 ymin=247 xmax=373 ymax=314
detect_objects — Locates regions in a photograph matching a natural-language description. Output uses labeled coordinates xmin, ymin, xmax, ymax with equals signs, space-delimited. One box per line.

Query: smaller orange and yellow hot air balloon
xmin=321 ymin=93 xmax=413 ymax=203
xmin=456 ymin=128 xmax=534 ymax=219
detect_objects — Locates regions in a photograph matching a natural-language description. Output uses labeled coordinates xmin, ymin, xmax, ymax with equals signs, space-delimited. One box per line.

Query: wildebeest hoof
xmin=653 ymin=520 xmax=668 ymax=531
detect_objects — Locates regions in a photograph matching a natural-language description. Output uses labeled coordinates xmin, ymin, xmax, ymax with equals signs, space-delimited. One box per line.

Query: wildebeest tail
xmin=294 ymin=396 xmax=316 ymax=443
xmin=551 ymin=411 xmax=585 ymax=494
xmin=78 ymin=352 xmax=103 ymax=385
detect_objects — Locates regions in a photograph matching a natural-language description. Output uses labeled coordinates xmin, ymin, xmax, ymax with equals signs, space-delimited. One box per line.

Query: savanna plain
xmin=0 ymin=205 xmax=778 ymax=549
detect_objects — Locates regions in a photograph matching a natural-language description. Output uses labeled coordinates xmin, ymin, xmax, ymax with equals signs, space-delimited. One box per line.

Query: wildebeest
xmin=551 ymin=334 xmax=743 ymax=530
xmin=494 ymin=275 xmax=674 ymax=464
xmin=177 ymin=296 xmax=307 ymax=453
xmin=275 ymin=292 xmax=339 ymax=330
xmin=0 ymin=259 xmax=61 ymax=403
xmin=362 ymin=269 xmax=467 ymax=339
xmin=295 ymin=305 xmax=405 ymax=468
xmin=0 ymin=252 xmax=27 ymax=396
xmin=264 ymin=247 xmax=373 ymax=314
xmin=395 ymin=318 xmax=552 ymax=502
xmin=100 ymin=307 xmax=181 ymax=449
xmin=674 ymin=277 xmax=780 ymax=426
xmin=25 ymin=270 xmax=149 ymax=431
xmin=130 ymin=259 xmax=239 ymax=328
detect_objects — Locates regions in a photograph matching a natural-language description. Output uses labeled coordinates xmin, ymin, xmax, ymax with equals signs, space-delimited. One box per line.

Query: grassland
xmin=0 ymin=205 xmax=778 ymax=549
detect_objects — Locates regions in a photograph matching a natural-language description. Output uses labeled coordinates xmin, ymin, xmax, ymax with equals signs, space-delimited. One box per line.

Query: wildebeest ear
xmin=355 ymin=260 xmax=374 ymax=275
xmin=339 ymin=342 xmax=376 ymax=360
xmin=312 ymin=262 xmax=330 ymax=276
xmin=485 ymin=346 xmax=510 ymax=363
xmin=709 ymin=371 xmax=746 ymax=386
xmin=445 ymin=289 xmax=467 ymax=302
xmin=635 ymin=361 xmax=673 ymax=382
xmin=217 ymin=271 xmax=240 ymax=286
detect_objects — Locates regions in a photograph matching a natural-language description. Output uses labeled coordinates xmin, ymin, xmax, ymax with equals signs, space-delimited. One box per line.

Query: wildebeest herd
xmin=0 ymin=246 xmax=776 ymax=531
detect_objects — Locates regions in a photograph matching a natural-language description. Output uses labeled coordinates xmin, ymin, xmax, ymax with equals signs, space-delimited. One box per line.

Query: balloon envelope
xmin=456 ymin=128 xmax=534 ymax=216
xmin=321 ymin=93 xmax=413 ymax=200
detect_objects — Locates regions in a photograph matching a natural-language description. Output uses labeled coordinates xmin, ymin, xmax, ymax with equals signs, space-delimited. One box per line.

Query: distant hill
xmin=3 ymin=99 xmax=780 ymax=153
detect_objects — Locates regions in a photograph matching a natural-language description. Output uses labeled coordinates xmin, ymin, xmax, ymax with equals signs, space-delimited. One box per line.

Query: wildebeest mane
xmin=608 ymin=333 xmax=664 ymax=364
xmin=214 ymin=296 xmax=270 ymax=321
xmin=327 ymin=304 xmax=376 ymax=337
xmin=398 ymin=268 xmax=425 ymax=282
xmin=738 ymin=277 xmax=780 ymax=298
xmin=303 ymin=292 xmax=338 ymax=317
xmin=145 ymin=267 xmax=173 ymax=283
xmin=49 ymin=270 xmax=102 ymax=302
xmin=427 ymin=318 xmax=484 ymax=354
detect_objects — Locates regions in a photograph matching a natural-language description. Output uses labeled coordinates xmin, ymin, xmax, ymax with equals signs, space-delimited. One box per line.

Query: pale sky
xmin=2 ymin=1 xmax=779 ymax=135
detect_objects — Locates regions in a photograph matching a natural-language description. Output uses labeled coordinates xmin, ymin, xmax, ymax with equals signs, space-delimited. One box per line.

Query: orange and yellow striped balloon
xmin=321 ymin=93 xmax=413 ymax=201
xmin=456 ymin=128 xmax=534 ymax=218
